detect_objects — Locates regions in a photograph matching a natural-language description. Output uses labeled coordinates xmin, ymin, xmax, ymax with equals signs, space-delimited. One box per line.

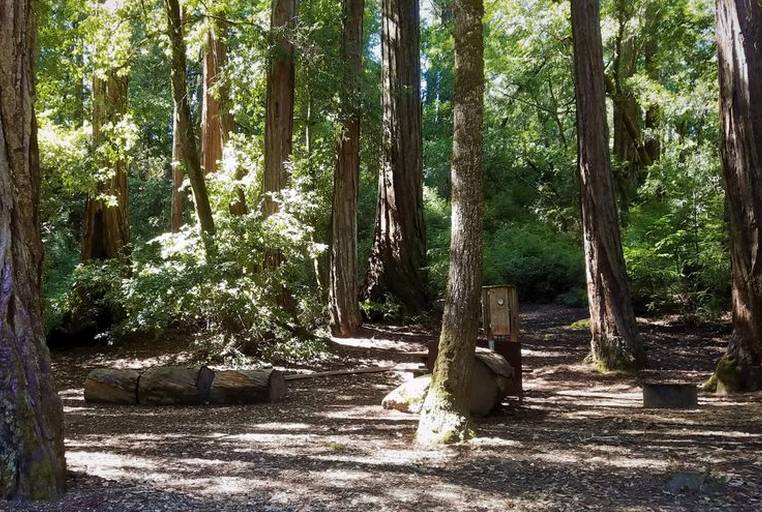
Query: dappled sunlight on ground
xmin=7 ymin=305 xmax=762 ymax=512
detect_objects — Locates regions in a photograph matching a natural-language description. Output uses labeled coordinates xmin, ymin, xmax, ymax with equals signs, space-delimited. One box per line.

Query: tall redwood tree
xmin=363 ymin=0 xmax=427 ymax=314
xmin=82 ymin=67 xmax=130 ymax=260
xmin=329 ymin=0 xmax=364 ymax=337
xmin=416 ymin=0 xmax=484 ymax=447
xmin=0 ymin=0 xmax=67 ymax=498
xmin=708 ymin=0 xmax=762 ymax=393
xmin=571 ymin=0 xmax=644 ymax=372
xmin=201 ymin=17 xmax=232 ymax=175
xmin=263 ymin=0 xmax=298 ymax=217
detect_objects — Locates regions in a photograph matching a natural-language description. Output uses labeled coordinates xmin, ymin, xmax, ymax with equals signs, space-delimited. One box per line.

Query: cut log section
xmin=208 ymin=369 xmax=286 ymax=405
xmin=84 ymin=366 xmax=286 ymax=406
xmin=84 ymin=368 xmax=140 ymax=405
xmin=138 ymin=366 xmax=215 ymax=405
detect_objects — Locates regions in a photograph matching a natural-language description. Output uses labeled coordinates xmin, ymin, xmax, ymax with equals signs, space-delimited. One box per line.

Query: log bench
xmin=84 ymin=366 xmax=286 ymax=406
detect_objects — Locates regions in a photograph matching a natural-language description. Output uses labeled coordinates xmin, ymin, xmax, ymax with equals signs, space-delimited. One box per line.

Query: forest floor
xmin=7 ymin=305 xmax=762 ymax=512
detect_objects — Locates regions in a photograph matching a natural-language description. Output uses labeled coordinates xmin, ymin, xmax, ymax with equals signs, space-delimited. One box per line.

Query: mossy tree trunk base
xmin=415 ymin=390 xmax=475 ymax=448
xmin=590 ymin=334 xmax=645 ymax=374
xmin=704 ymin=355 xmax=762 ymax=394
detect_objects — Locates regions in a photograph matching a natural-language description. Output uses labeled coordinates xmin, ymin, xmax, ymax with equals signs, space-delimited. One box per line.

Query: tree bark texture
xmin=165 ymin=0 xmax=215 ymax=235
xmin=0 ymin=0 xmax=67 ymax=498
xmin=362 ymin=0 xmax=427 ymax=315
xmin=170 ymin=103 xmax=185 ymax=232
xmin=329 ymin=0 xmax=364 ymax=337
xmin=201 ymin=19 xmax=232 ymax=175
xmin=81 ymin=71 xmax=130 ymax=261
xmin=416 ymin=0 xmax=484 ymax=447
xmin=571 ymin=0 xmax=644 ymax=372
xmin=710 ymin=0 xmax=762 ymax=393
xmin=263 ymin=0 xmax=298 ymax=217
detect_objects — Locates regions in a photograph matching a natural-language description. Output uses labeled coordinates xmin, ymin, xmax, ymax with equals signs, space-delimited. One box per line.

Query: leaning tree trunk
xmin=707 ymin=0 xmax=762 ymax=393
xmin=201 ymin=18 xmax=232 ymax=175
xmin=169 ymin=103 xmax=184 ymax=232
xmin=165 ymin=0 xmax=215 ymax=235
xmin=362 ymin=0 xmax=427 ymax=315
xmin=0 ymin=0 xmax=67 ymax=498
xmin=328 ymin=0 xmax=364 ymax=337
xmin=263 ymin=0 xmax=298 ymax=218
xmin=416 ymin=0 xmax=484 ymax=447
xmin=82 ymin=71 xmax=130 ymax=261
xmin=571 ymin=0 xmax=644 ymax=373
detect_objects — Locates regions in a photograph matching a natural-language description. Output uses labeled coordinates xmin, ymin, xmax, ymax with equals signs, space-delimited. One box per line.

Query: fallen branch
xmin=284 ymin=366 xmax=399 ymax=381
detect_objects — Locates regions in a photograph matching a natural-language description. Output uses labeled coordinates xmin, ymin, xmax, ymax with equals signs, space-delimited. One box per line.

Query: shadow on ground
xmin=6 ymin=305 xmax=762 ymax=512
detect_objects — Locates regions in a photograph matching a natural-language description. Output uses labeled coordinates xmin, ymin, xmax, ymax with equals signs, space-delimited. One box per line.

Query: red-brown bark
xmin=571 ymin=0 xmax=644 ymax=372
xmin=82 ymin=71 xmax=130 ymax=261
xmin=329 ymin=0 xmax=364 ymax=337
xmin=363 ymin=0 xmax=427 ymax=315
xmin=0 ymin=0 xmax=67 ymax=498
xmin=201 ymin=20 xmax=232 ymax=175
xmin=263 ymin=0 xmax=298 ymax=218
xmin=710 ymin=0 xmax=762 ymax=392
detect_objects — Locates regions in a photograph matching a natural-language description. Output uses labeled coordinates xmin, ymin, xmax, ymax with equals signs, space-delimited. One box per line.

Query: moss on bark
xmin=415 ymin=387 xmax=475 ymax=447
xmin=704 ymin=355 xmax=762 ymax=394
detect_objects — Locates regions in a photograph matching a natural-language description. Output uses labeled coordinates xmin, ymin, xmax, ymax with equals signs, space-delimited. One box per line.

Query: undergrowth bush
xmin=623 ymin=142 xmax=729 ymax=316
xmin=57 ymin=185 xmax=329 ymax=364
xmin=483 ymin=223 xmax=585 ymax=302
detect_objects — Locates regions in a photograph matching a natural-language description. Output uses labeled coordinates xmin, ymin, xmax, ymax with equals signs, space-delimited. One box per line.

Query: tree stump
xmin=208 ymin=369 xmax=286 ymax=405
xmin=643 ymin=383 xmax=698 ymax=409
xmin=84 ymin=368 xmax=141 ymax=404
xmin=138 ymin=366 xmax=215 ymax=405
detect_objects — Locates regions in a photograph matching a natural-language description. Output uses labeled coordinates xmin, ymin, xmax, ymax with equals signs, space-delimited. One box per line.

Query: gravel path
xmin=5 ymin=305 xmax=762 ymax=511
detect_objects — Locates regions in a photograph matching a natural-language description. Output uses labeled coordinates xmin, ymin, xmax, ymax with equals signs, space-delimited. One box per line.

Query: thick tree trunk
xmin=416 ymin=0 xmax=484 ymax=447
xmin=362 ymin=0 xmax=427 ymax=315
xmin=0 ymin=0 xmax=67 ymax=498
xmin=170 ymin=104 xmax=184 ymax=232
xmin=263 ymin=0 xmax=298 ymax=217
xmin=329 ymin=0 xmax=364 ymax=337
xmin=201 ymin=19 xmax=232 ymax=175
xmin=707 ymin=0 xmax=762 ymax=393
xmin=571 ymin=0 xmax=644 ymax=372
xmin=165 ymin=0 xmax=215 ymax=235
xmin=82 ymin=71 xmax=130 ymax=261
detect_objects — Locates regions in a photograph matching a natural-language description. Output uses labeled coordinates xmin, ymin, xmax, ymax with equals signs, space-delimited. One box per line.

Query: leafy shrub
xmin=117 ymin=185 xmax=328 ymax=361
xmin=623 ymin=142 xmax=729 ymax=315
xmin=483 ymin=223 xmax=585 ymax=302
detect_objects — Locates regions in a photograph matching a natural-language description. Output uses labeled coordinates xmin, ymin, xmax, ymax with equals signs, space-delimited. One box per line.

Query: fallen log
xmin=84 ymin=368 xmax=140 ymax=405
xmin=137 ymin=366 xmax=215 ymax=405
xmin=208 ymin=369 xmax=286 ymax=404
xmin=84 ymin=366 xmax=286 ymax=406
xmin=284 ymin=366 xmax=398 ymax=381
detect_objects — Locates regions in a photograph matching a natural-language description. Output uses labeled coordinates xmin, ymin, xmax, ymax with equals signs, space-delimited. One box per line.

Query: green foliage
xmin=484 ymin=224 xmax=585 ymax=302
xmin=118 ymin=184 xmax=328 ymax=362
xmin=36 ymin=0 xmax=733 ymax=360
xmin=624 ymin=141 xmax=729 ymax=314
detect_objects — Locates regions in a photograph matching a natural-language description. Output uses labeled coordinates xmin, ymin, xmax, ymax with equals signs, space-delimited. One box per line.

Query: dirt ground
xmin=6 ymin=305 xmax=762 ymax=512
